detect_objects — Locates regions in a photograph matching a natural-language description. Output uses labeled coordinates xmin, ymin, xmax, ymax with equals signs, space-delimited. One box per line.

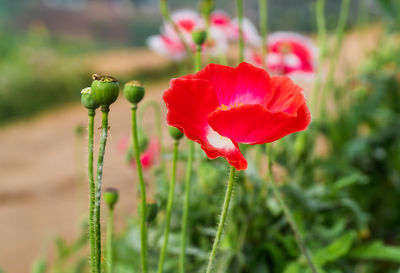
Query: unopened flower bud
xmin=104 ymin=188 xmax=119 ymax=209
xmin=124 ymin=80 xmax=145 ymax=105
xmin=139 ymin=198 xmax=159 ymax=223
xmin=168 ymin=126 xmax=184 ymax=141
xmin=192 ymin=30 xmax=207 ymax=46
xmin=91 ymin=74 xmax=119 ymax=106
xmin=81 ymin=87 xmax=100 ymax=110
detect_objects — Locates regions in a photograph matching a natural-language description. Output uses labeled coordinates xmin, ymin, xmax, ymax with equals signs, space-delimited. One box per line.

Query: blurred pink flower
xmin=147 ymin=9 xmax=230 ymax=60
xmin=210 ymin=11 xmax=232 ymax=38
xmin=137 ymin=139 xmax=160 ymax=169
xmin=118 ymin=136 xmax=160 ymax=170
xmin=231 ymin=17 xmax=261 ymax=47
xmin=246 ymin=32 xmax=317 ymax=80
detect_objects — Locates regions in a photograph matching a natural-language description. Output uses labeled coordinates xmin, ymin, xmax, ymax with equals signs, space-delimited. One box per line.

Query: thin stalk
xmin=259 ymin=0 xmax=268 ymax=68
xmin=138 ymin=100 xmax=166 ymax=177
xmin=157 ymin=140 xmax=180 ymax=273
xmin=93 ymin=106 xmax=110 ymax=273
xmin=159 ymin=0 xmax=193 ymax=58
xmin=178 ymin=45 xmax=201 ymax=273
xmin=311 ymin=0 xmax=327 ymax=116
xmin=131 ymin=105 xmax=148 ymax=273
xmin=320 ymin=0 xmax=350 ymax=119
xmin=266 ymin=144 xmax=319 ymax=273
xmin=106 ymin=207 xmax=114 ymax=273
xmin=206 ymin=166 xmax=236 ymax=273
xmin=88 ymin=109 xmax=96 ymax=273
xmin=236 ymin=0 xmax=244 ymax=62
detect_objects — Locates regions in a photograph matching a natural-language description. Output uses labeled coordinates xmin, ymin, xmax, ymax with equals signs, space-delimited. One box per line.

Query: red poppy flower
xmin=163 ymin=62 xmax=311 ymax=170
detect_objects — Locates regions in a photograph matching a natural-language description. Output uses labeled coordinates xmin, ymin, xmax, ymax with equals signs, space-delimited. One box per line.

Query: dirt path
xmin=0 ymin=25 xmax=382 ymax=273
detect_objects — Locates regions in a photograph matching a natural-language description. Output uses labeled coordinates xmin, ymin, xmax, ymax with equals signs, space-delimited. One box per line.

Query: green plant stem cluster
xmin=157 ymin=140 xmax=180 ymax=273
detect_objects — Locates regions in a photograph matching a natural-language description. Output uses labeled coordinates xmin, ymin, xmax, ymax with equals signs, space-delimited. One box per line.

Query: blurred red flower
xmin=163 ymin=62 xmax=311 ymax=170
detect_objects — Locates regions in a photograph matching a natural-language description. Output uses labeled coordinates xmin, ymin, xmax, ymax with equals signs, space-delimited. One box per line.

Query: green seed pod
xmin=192 ymin=30 xmax=207 ymax=46
xmin=124 ymin=80 xmax=145 ymax=105
xmin=168 ymin=126 xmax=184 ymax=141
xmin=81 ymin=87 xmax=100 ymax=110
xmin=91 ymin=74 xmax=120 ymax=106
xmin=104 ymin=188 xmax=119 ymax=209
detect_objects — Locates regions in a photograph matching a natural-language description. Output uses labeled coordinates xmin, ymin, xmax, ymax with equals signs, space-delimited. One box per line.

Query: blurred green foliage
xmin=0 ymin=25 xmax=90 ymax=125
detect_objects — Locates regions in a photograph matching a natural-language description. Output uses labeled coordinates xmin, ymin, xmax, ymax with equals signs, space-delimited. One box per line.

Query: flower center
xmin=216 ymin=102 xmax=244 ymax=111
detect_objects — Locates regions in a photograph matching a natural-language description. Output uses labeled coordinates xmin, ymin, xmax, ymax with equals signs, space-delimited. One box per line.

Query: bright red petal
xmin=267 ymin=76 xmax=306 ymax=114
xmin=192 ymin=62 xmax=273 ymax=106
xmin=163 ymin=78 xmax=247 ymax=170
xmin=208 ymin=76 xmax=311 ymax=144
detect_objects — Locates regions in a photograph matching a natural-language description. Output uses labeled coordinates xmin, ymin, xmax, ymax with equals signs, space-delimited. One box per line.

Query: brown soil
xmin=0 ymin=25 xmax=382 ymax=273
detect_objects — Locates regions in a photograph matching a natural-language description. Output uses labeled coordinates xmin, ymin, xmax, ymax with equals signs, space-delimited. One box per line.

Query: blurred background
xmin=0 ymin=0 xmax=399 ymax=273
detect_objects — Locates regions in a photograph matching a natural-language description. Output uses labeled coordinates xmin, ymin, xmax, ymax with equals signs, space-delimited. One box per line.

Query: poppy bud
xmin=104 ymin=188 xmax=119 ymax=209
xmin=124 ymin=80 xmax=145 ymax=105
xmin=138 ymin=198 xmax=159 ymax=223
xmin=192 ymin=30 xmax=207 ymax=46
xmin=91 ymin=74 xmax=119 ymax=107
xmin=168 ymin=126 xmax=184 ymax=141
xmin=81 ymin=87 xmax=100 ymax=110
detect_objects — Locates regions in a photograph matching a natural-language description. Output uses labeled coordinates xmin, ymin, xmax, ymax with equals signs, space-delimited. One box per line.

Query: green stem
xmin=157 ymin=141 xmax=180 ymax=273
xmin=320 ymin=0 xmax=350 ymax=119
xmin=259 ymin=0 xmax=268 ymax=68
xmin=236 ymin=0 xmax=244 ymax=63
xmin=311 ymin=0 xmax=327 ymax=116
xmin=266 ymin=144 xmax=319 ymax=273
xmin=138 ymin=100 xmax=166 ymax=177
xmin=159 ymin=0 xmax=193 ymax=58
xmin=206 ymin=166 xmax=236 ymax=273
xmin=93 ymin=106 xmax=110 ymax=273
xmin=88 ymin=110 xmax=96 ymax=273
xmin=106 ymin=207 xmax=114 ymax=273
xmin=131 ymin=105 xmax=148 ymax=273
xmin=178 ymin=44 xmax=201 ymax=273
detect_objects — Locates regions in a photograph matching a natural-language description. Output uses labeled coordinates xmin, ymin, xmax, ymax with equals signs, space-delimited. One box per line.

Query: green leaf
xmin=314 ymin=231 xmax=357 ymax=266
xmin=349 ymin=241 xmax=400 ymax=263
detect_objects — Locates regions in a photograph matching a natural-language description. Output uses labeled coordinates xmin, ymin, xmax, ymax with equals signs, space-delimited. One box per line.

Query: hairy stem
xmin=106 ymin=207 xmax=114 ymax=273
xmin=88 ymin=110 xmax=96 ymax=273
xmin=266 ymin=144 xmax=319 ymax=273
xmin=157 ymin=140 xmax=180 ymax=273
xmin=93 ymin=107 xmax=110 ymax=273
xmin=206 ymin=166 xmax=236 ymax=273
xmin=131 ymin=105 xmax=148 ymax=273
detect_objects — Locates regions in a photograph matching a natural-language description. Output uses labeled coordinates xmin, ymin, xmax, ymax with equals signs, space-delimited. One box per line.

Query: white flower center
xmin=207 ymin=127 xmax=235 ymax=150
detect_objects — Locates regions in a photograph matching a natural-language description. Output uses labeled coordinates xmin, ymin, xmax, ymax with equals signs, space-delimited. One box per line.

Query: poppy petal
xmin=267 ymin=76 xmax=307 ymax=115
xmin=193 ymin=62 xmax=273 ymax=106
xmin=208 ymin=103 xmax=310 ymax=145
xmin=163 ymin=78 xmax=247 ymax=170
